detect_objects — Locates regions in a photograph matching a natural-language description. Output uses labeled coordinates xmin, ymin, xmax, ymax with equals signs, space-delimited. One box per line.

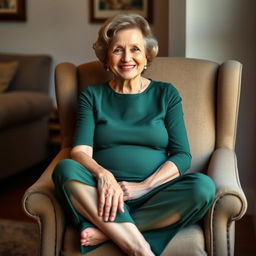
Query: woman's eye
xmin=132 ymin=47 xmax=140 ymax=52
xmin=113 ymin=48 xmax=123 ymax=54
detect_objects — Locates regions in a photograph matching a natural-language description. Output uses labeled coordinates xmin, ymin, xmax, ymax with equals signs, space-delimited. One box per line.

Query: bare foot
xmin=81 ymin=227 xmax=109 ymax=246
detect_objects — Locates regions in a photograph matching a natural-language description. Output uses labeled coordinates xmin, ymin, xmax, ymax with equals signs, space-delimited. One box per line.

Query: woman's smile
xmin=118 ymin=64 xmax=136 ymax=71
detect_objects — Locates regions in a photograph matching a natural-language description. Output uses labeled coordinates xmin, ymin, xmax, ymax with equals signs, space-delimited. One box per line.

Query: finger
xmin=118 ymin=195 xmax=125 ymax=213
xmin=80 ymin=238 xmax=86 ymax=245
xmin=104 ymin=194 xmax=113 ymax=222
xmin=120 ymin=184 xmax=128 ymax=194
xmin=109 ymin=194 xmax=119 ymax=221
xmin=118 ymin=181 xmax=125 ymax=190
xmin=98 ymin=190 xmax=106 ymax=217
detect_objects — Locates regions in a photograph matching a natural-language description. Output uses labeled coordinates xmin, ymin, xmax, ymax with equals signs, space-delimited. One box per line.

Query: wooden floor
xmin=0 ymin=161 xmax=49 ymax=223
xmin=0 ymin=160 xmax=255 ymax=256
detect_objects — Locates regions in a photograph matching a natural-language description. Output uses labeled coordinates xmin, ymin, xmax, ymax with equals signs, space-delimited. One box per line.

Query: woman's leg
xmin=53 ymin=159 xmax=154 ymax=255
xmin=65 ymin=180 xmax=155 ymax=256
xmin=132 ymin=173 xmax=215 ymax=231
xmin=123 ymin=173 xmax=215 ymax=255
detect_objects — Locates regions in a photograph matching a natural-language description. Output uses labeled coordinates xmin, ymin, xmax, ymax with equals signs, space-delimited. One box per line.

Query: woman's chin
xmin=115 ymin=72 xmax=141 ymax=81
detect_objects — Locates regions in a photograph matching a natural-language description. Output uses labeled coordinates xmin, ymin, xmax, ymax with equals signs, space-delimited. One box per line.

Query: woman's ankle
xmin=124 ymin=239 xmax=154 ymax=256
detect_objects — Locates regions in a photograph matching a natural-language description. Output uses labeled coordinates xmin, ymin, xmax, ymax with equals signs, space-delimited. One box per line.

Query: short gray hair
xmin=93 ymin=13 xmax=158 ymax=67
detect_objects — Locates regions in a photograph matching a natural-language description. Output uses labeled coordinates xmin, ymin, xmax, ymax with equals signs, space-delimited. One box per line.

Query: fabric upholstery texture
xmin=0 ymin=92 xmax=52 ymax=128
xmin=0 ymin=61 xmax=18 ymax=92
xmin=0 ymin=53 xmax=51 ymax=92
xmin=23 ymin=57 xmax=247 ymax=256
xmin=0 ymin=53 xmax=52 ymax=179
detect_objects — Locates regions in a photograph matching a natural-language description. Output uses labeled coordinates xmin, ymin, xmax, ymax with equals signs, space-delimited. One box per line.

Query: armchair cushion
xmin=162 ymin=224 xmax=206 ymax=256
xmin=0 ymin=91 xmax=52 ymax=129
xmin=0 ymin=61 xmax=18 ymax=92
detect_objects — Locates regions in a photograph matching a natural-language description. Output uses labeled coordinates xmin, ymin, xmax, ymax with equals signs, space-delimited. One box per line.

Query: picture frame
xmin=90 ymin=0 xmax=153 ymax=23
xmin=0 ymin=0 xmax=26 ymax=21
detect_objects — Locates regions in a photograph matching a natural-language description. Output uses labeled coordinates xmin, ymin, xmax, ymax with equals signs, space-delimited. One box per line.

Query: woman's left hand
xmin=118 ymin=181 xmax=150 ymax=201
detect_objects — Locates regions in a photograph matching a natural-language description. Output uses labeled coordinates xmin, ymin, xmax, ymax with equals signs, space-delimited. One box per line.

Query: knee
xmin=52 ymin=158 xmax=78 ymax=186
xmin=187 ymin=173 xmax=216 ymax=207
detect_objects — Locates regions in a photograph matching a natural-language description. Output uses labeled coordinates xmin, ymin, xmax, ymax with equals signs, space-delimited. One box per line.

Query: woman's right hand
xmin=97 ymin=169 xmax=125 ymax=222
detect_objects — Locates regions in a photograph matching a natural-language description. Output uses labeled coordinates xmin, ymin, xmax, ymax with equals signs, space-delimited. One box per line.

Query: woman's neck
xmin=110 ymin=76 xmax=149 ymax=94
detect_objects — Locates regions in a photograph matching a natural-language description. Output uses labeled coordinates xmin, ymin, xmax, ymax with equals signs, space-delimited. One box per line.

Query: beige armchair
xmin=23 ymin=57 xmax=247 ymax=256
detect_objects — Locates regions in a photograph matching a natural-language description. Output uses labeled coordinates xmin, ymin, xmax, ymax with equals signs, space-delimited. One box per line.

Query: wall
xmin=185 ymin=0 xmax=256 ymax=215
xmin=0 ymin=0 xmax=169 ymax=101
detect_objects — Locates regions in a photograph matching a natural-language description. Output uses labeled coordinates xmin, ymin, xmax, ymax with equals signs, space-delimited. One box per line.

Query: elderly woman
xmin=53 ymin=14 xmax=216 ymax=256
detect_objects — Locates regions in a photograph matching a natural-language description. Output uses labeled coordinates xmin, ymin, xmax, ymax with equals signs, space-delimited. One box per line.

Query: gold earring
xmin=144 ymin=65 xmax=147 ymax=70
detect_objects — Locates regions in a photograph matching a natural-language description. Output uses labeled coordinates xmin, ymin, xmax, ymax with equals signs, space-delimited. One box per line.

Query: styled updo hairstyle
xmin=93 ymin=13 xmax=159 ymax=67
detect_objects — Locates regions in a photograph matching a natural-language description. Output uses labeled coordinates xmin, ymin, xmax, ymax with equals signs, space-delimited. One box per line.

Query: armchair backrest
xmin=55 ymin=57 xmax=242 ymax=172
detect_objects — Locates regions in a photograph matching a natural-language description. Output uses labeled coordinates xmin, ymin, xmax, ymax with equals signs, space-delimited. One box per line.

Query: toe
xmin=80 ymin=238 xmax=87 ymax=245
xmin=81 ymin=229 xmax=89 ymax=239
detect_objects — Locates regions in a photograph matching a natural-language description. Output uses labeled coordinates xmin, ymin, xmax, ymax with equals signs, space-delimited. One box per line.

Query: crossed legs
xmin=65 ymin=181 xmax=155 ymax=256
xmin=53 ymin=157 xmax=216 ymax=256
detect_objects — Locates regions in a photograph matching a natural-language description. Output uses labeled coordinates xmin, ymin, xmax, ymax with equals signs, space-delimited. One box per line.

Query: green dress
xmin=53 ymin=80 xmax=216 ymax=255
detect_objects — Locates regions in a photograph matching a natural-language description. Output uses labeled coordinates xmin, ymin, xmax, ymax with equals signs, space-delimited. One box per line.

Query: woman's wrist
xmin=94 ymin=167 xmax=111 ymax=179
xmin=142 ymin=161 xmax=180 ymax=191
xmin=140 ymin=179 xmax=154 ymax=192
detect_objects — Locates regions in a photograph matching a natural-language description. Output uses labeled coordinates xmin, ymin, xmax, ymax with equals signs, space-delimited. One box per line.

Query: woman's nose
xmin=122 ymin=50 xmax=132 ymax=62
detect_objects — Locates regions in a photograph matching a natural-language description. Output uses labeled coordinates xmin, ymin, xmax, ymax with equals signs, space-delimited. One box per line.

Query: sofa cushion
xmin=0 ymin=61 xmax=18 ymax=92
xmin=0 ymin=53 xmax=52 ymax=93
xmin=0 ymin=91 xmax=52 ymax=129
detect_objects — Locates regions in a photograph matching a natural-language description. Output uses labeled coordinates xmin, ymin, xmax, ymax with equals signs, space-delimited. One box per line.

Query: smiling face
xmin=107 ymin=28 xmax=147 ymax=81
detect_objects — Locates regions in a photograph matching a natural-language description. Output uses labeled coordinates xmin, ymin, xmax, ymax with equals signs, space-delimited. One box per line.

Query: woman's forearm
xmin=71 ymin=146 xmax=107 ymax=179
xmin=143 ymin=161 xmax=180 ymax=191
xmin=119 ymin=161 xmax=180 ymax=201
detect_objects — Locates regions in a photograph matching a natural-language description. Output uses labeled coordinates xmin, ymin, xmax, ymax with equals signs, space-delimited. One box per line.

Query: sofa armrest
xmin=204 ymin=148 xmax=247 ymax=256
xmin=22 ymin=148 xmax=71 ymax=256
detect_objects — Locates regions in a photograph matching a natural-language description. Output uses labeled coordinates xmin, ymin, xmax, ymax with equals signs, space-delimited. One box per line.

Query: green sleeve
xmin=73 ymin=87 xmax=95 ymax=147
xmin=165 ymin=86 xmax=191 ymax=175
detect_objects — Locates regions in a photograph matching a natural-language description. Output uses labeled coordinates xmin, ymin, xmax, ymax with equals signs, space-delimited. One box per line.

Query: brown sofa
xmin=0 ymin=53 xmax=53 ymax=179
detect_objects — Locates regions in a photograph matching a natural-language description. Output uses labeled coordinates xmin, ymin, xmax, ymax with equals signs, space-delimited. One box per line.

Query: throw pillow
xmin=0 ymin=61 xmax=19 ymax=93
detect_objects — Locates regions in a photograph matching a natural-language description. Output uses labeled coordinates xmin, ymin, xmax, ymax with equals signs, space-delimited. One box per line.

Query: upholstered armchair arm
xmin=22 ymin=148 xmax=71 ymax=256
xmin=204 ymin=148 xmax=247 ymax=256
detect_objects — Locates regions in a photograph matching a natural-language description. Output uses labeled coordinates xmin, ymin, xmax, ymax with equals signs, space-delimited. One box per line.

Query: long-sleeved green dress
xmin=52 ymin=80 xmax=216 ymax=255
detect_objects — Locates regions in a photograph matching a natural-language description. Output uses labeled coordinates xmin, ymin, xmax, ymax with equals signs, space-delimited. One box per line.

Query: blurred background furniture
xmin=0 ymin=53 xmax=53 ymax=179
xmin=23 ymin=57 xmax=247 ymax=256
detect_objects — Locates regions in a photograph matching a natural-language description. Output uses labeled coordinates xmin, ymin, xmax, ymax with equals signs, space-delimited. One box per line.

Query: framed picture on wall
xmin=90 ymin=0 xmax=153 ymax=23
xmin=0 ymin=0 xmax=26 ymax=21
